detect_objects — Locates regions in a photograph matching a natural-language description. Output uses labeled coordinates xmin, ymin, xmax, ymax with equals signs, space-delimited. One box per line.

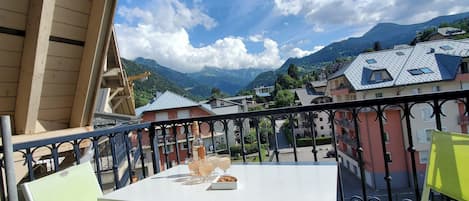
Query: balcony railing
xmin=1 ymin=89 xmax=469 ymax=201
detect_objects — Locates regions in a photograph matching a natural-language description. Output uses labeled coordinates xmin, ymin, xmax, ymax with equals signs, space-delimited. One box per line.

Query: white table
xmin=98 ymin=162 xmax=338 ymax=201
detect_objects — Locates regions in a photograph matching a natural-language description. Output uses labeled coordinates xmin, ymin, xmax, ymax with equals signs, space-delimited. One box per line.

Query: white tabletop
xmin=99 ymin=162 xmax=338 ymax=201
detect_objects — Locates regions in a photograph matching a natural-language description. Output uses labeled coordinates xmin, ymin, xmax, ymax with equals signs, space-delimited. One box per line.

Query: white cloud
xmin=281 ymin=44 xmax=324 ymax=58
xmin=115 ymin=0 xmax=282 ymax=72
xmin=274 ymin=0 xmax=469 ymax=31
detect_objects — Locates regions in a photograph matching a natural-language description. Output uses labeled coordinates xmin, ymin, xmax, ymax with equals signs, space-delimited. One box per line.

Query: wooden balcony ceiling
xmin=0 ymin=0 xmax=117 ymax=135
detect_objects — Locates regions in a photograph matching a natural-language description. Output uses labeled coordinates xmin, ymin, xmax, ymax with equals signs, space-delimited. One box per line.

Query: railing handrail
xmin=2 ymin=89 xmax=468 ymax=153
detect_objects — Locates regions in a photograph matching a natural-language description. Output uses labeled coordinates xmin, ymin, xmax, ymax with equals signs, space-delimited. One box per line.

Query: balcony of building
xmin=1 ymin=90 xmax=469 ymax=201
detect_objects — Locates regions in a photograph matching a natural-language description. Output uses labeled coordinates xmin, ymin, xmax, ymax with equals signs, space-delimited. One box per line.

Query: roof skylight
xmin=440 ymin=45 xmax=453 ymax=51
xmin=408 ymin=67 xmax=434 ymax=76
xmin=366 ymin=59 xmax=377 ymax=64
xmin=396 ymin=51 xmax=405 ymax=56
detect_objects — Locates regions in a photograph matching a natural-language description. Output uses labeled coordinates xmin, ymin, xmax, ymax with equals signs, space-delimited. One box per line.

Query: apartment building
xmin=327 ymin=39 xmax=469 ymax=189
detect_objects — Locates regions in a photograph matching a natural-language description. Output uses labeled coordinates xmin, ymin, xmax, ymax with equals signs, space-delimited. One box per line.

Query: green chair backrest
xmin=421 ymin=130 xmax=469 ymax=201
xmin=21 ymin=162 xmax=102 ymax=201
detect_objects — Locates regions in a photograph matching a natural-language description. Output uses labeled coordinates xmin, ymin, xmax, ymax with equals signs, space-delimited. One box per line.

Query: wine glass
xmin=187 ymin=159 xmax=199 ymax=176
xmin=199 ymin=159 xmax=215 ymax=182
xmin=218 ymin=157 xmax=231 ymax=174
xmin=207 ymin=156 xmax=220 ymax=173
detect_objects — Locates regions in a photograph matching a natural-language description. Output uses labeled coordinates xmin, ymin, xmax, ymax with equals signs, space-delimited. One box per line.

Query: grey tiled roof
xmin=136 ymin=91 xmax=212 ymax=116
xmin=343 ymin=39 xmax=468 ymax=91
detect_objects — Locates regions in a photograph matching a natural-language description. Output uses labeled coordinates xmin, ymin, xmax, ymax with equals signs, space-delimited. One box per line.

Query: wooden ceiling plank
xmin=15 ymin=0 xmax=56 ymax=134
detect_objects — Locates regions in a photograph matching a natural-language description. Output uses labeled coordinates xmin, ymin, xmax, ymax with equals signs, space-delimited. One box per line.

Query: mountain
xmin=133 ymin=57 xmax=213 ymax=97
xmin=122 ymin=58 xmax=196 ymax=107
xmin=244 ymin=71 xmax=277 ymax=90
xmin=187 ymin=66 xmax=270 ymax=95
xmin=247 ymin=12 xmax=469 ymax=89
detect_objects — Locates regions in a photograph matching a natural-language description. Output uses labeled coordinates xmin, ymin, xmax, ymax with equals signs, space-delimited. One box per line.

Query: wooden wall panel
xmin=0 ymin=67 xmax=19 ymax=82
xmin=38 ymin=108 xmax=71 ymax=121
xmin=48 ymin=41 xmax=83 ymax=58
xmin=39 ymin=96 xmax=74 ymax=109
xmin=0 ymin=83 xmax=17 ymax=97
xmin=51 ymin=21 xmax=87 ymax=41
xmin=0 ymin=34 xmax=24 ymax=51
xmin=0 ymin=97 xmax=16 ymax=112
xmin=45 ymin=56 xmax=81 ymax=72
xmin=55 ymin=0 xmax=91 ymax=14
xmin=41 ymin=84 xmax=77 ymax=96
xmin=0 ymin=0 xmax=29 ymax=14
xmin=0 ymin=9 xmax=27 ymax=30
xmin=0 ymin=50 xmax=22 ymax=67
xmin=43 ymin=70 xmax=79 ymax=84
xmin=53 ymin=6 xmax=89 ymax=28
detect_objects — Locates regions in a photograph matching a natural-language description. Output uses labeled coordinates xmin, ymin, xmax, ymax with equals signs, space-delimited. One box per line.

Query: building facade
xmin=327 ymin=39 xmax=469 ymax=189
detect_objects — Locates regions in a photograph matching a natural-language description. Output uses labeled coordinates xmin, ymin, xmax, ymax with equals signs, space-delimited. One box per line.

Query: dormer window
xmin=396 ymin=51 xmax=405 ymax=56
xmin=369 ymin=69 xmax=392 ymax=83
xmin=440 ymin=45 xmax=453 ymax=51
xmin=461 ymin=62 xmax=469 ymax=74
xmin=366 ymin=59 xmax=377 ymax=64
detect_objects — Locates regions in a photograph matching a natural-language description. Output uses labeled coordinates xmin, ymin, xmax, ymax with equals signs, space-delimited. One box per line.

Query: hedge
xmin=228 ymin=143 xmax=268 ymax=157
xmin=296 ymin=137 xmax=332 ymax=147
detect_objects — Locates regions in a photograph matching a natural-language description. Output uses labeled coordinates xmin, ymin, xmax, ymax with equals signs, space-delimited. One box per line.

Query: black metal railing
xmin=1 ymin=89 xmax=469 ymax=201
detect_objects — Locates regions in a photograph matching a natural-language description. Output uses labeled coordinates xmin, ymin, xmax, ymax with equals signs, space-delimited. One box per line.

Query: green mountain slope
xmin=122 ymin=58 xmax=196 ymax=107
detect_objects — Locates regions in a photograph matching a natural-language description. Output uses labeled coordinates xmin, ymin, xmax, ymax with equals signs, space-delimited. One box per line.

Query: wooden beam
xmin=14 ymin=0 xmax=55 ymax=134
xmin=70 ymin=0 xmax=117 ymax=127
xmin=108 ymin=87 xmax=123 ymax=100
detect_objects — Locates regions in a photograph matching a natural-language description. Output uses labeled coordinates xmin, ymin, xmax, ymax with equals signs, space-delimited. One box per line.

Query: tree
xmin=287 ymin=64 xmax=299 ymax=80
xmin=276 ymin=74 xmax=301 ymax=90
xmin=274 ymin=90 xmax=295 ymax=107
xmin=210 ymin=87 xmax=226 ymax=98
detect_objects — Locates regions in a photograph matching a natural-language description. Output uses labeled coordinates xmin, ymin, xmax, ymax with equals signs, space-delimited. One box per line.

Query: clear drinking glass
xmin=187 ymin=159 xmax=199 ymax=176
xmin=218 ymin=157 xmax=231 ymax=174
xmin=199 ymin=159 xmax=215 ymax=182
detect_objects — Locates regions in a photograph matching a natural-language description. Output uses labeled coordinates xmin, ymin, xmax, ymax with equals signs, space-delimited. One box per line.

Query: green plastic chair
xmin=421 ymin=130 xmax=469 ymax=201
xmin=21 ymin=162 xmax=102 ymax=201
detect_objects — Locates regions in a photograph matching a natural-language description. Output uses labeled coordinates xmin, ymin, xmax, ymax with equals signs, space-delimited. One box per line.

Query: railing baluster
xmin=404 ymin=103 xmax=420 ymax=200
xmin=433 ymin=99 xmax=443 ymax=130
xmin=136 ymin=129 xmax=146 ymax=178
xmin=51 ymin=144 xmax=60 ymax=172
xmin=222 ymin=120 xmax=231 ymax=157
xmin=209 ymin=121 xmax=216 ymax=154
xmin=329 ymin=110 xmax=344 ymax=201
xmin=172 ymin=124 xmax=180 ymax=165
xmin=73 ymin=140 xmax=81 ymax=165
xmin=123 ymin=132 xmax=134 ymax=184
xmin=270 ymin=116 xmax=280 ymax=162
xmin=309 ymin=112 xmax=318 ymax=162
xmin=377 ymin=105 xmax=393 ymax=201
xmin=149 ymin=125 xmax=161 ymax=174
xmin=237 ymin=118 xmax=247 ymax=162
xmin=161 ymin=125 xmax=170 ymax=169
xmin=184 ymin=124 xmax=191 ymax=159
xmin=253 ymin=118 xmax=263 ymax=162
xmin=25 ymin=148 xmax=35 ymax=181
xmin=0 ymin=158 xmax=6 ymax=201
xmin=92 ymin=137 xmax=103 ymax=188
xmin=109 ymin=134 xmax=120 ymax=189
xmin=352 ymin=108 xmax=368 ymax=200
xmin=288 ymin=114 xmax=298 ymax=162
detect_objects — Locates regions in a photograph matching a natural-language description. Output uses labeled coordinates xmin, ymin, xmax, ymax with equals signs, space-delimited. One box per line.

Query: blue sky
xmin=114 ymin=0 xmax=469 ymax=72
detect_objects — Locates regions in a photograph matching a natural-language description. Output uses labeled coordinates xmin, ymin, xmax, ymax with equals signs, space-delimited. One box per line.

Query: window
xmin=366 ymin=59 xmax=377 ymax=64
xmin=419 ymin=151 xmax=429 ymax=164
xmin=181 ymin=142 xmax=189 ymax=150
xmin=432 ymin=86 xmax=440 ymax=92
xmin=418 ymin=129 xmax=433 ymax=144
xmin=384 ymin=132 xmax=390 ymax=143
xmin=408 ymin=69 xmax=423 ymax=75
xmin=412 ymin=88 xmax=421 ymax=95
xmin=461 ymin=62 xmax=469 ymax=74
xmin=440 ymin=45 xmax=453 ymax=51
xmin=156 ymin=112 xmax=168 ymax=121
xmin=319 ymin=118 xmax=323 ymax=122
xmin=320 ymin=126 xmax=324 ymax=130
xmin=165 ymin=145 xmax=174 ymax=153
xmin=375 ymin=93 xmax=383 ymax=98
xmin=369 ymin=70 xmax=392 ymax=83
xmin=385 ymin=152 xmax=392 ymax=163
xmin=177 ymin=110 xmax=190 ymax=119
xmin=396 ymin=51 xmax=405 ymax=56
xmin=420 ymin=67 xmax=434 ymax=74
xmin=421 ymin=107 xmax=434 ymax=122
